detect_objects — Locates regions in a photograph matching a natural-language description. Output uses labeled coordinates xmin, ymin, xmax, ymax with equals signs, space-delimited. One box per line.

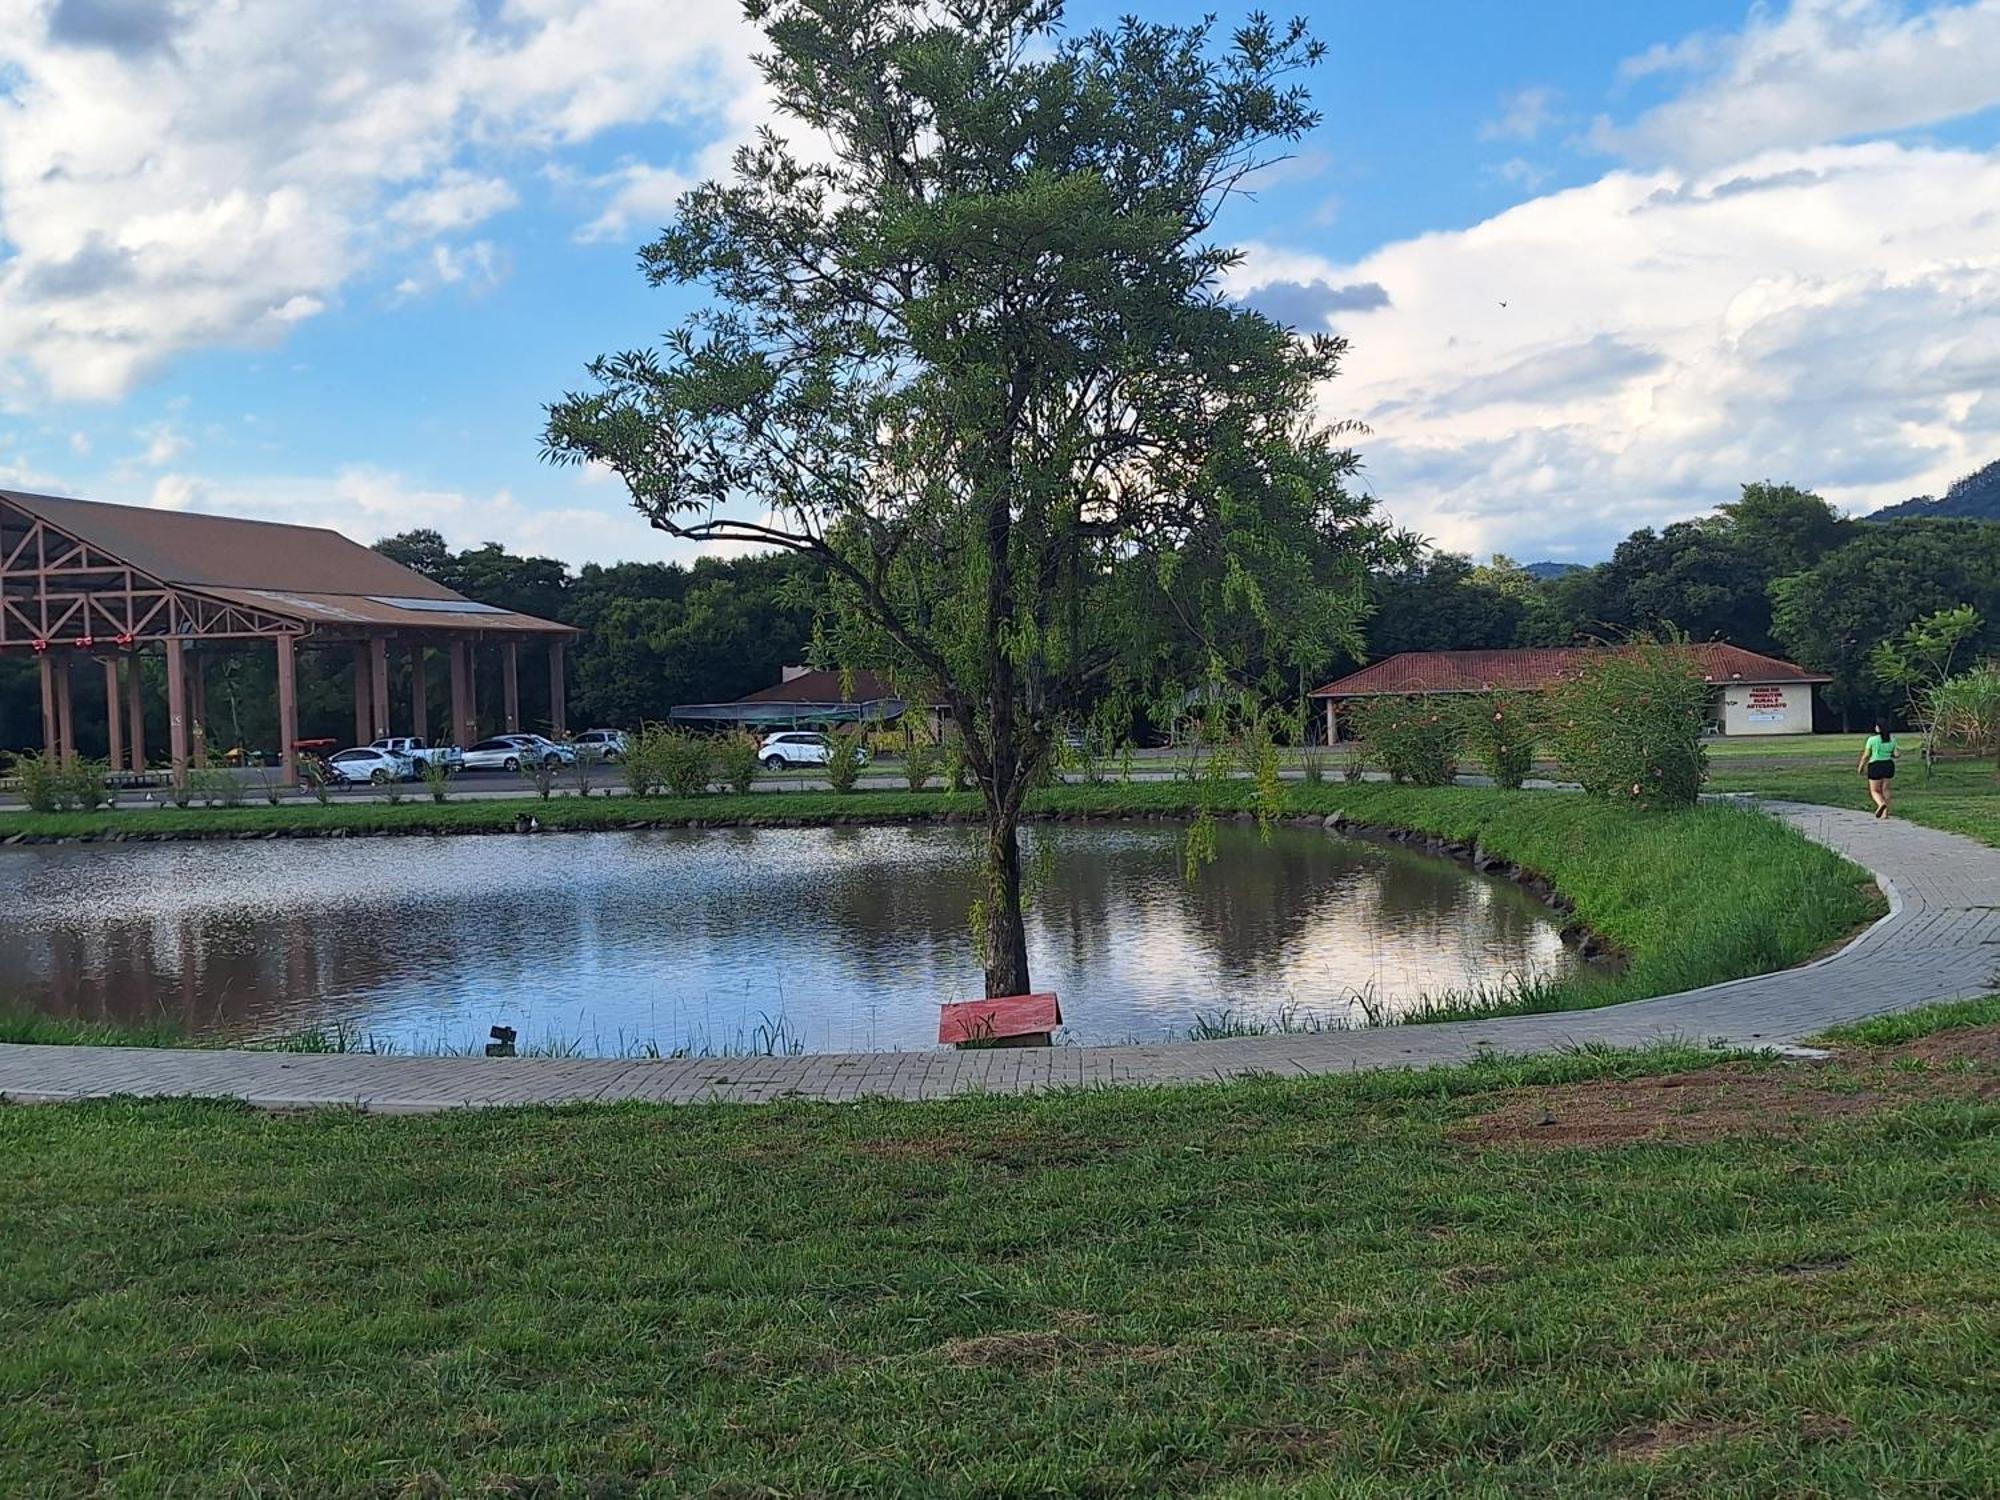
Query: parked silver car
xmin=571 ymin=728 xmax=628 ymax=762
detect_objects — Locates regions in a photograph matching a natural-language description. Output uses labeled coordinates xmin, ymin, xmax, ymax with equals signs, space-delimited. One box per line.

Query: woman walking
xmin=1858 ymin=721 xmax=1899 ymax=819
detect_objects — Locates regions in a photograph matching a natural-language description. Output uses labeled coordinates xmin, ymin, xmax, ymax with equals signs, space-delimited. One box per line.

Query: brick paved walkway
xmin=3 ymin=801 xmax=1994 ymax=1112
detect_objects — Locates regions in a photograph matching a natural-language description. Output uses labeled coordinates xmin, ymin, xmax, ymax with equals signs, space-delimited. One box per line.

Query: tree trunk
xmin=980 ymin=803 xmax=1032 ymax=999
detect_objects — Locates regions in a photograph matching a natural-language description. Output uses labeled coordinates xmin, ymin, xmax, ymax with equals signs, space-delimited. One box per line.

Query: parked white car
xmin=572 ymin=728 xmax=627 ymax=762
xmin=506 ymin=733 xmax=577 ymax=766
xmin=758 ymin=731 xmax=871 ymax=771
xmin=368 ymin=735 xmax=464 ymax=771
xmin=324 ymin=746 xmax=415 ymax=784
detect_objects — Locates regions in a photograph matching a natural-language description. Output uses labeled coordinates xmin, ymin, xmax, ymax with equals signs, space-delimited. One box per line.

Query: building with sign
xmin=1310 ymin=644 xmax=1831 ymax=740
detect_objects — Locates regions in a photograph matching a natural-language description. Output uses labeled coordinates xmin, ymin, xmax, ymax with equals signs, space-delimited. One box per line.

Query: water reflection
xmin=0 ymin=823 xmax=1580 ymax=1053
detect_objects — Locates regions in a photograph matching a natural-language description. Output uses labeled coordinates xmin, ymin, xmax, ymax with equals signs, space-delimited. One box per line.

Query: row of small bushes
xmin=1351 ymin=639 xmax=1711 ymax=809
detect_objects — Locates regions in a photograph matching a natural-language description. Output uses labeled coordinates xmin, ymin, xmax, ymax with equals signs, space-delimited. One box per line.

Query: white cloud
xmin=138 ymin=420 xmax=190 ymax=467
xmin=111 ymin=462 xmax=691 ymax=566
xmin=393 ymin=241 xmax=508 ymax=301
xmin=1597 ymin=0 xmax=2000 ymax=169
xmin=1479 ymin=86 xmax=1557 ymax=143
xmin=0 ymin=0 xmax=761 ymax=401
xmin=1230 ymin=141 xmax=2000 ymax=559
xmin=574 ymin=162 xmax=695 ymax=244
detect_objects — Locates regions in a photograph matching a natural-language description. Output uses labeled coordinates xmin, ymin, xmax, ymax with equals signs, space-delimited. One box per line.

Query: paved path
xmin=3 ymin=802 xmax=1995 ymax=1112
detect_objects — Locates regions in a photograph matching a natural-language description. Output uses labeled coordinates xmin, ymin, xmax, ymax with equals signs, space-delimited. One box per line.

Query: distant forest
xmin=6 ymin=460 xmax=2000 ymax=756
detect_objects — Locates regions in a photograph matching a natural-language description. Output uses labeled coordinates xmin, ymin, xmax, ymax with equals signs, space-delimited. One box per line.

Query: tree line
xmin=1358 ymin=479 xmax=2000 ymax=728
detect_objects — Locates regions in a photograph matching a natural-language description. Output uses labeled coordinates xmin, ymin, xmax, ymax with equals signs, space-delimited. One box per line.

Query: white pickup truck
xmin=368 ymin=736 xmax=465 ymax=771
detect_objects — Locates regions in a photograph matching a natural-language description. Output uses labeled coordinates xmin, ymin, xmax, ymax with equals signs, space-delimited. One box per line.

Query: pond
xmin=0 ymin=822 xmax=1585 ymax=1053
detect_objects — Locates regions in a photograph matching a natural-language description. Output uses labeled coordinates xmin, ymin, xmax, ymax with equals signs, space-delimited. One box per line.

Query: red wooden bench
xmin=938 ymin=992 xmax=1062 ymax=1048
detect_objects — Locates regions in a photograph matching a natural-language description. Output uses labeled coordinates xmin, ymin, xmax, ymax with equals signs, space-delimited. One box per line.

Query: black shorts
xmin=1867 ymin=760 xmax=1896 ymax=781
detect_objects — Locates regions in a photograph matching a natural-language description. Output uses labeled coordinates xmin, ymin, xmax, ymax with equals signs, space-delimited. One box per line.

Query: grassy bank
xmin=3 ymin=1017 xmax=1995 ymax=1497
xmin=0 ymin=781 xmax=1878 ymax=1032
xmin=1707 ymin=754 xmax=2000 ymax=847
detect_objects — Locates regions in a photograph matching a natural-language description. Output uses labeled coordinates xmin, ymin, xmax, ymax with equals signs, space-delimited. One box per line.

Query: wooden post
xmin=450 ymin=641 xmax=473 ymax=746
xmin=126 ymin=655 xmax=146 ymax=772
xmin=276 ymin=633 xmax=298 ymax=785
xmin=38 ymin=653 xmax=59 ymax=759
xmin=465 ymin=643 xmax=480 ymax=742
xmin=369 ymin=636 xmax=391 ymax=739
xmin=409 ymin=646 xmax=428 ymax=742
xmin=54 ymin=656 xmax=75 ymax=766
xmin=502 ymin=641 xmax=521 ymax=733
xmin=189 ymin=654 xmax=208 ymax=768
xmin=165 ymin=639 xmax=189 ymax=781
xmin=548 ymin=639 xmax=567 ymax=736
xmin=103 ymin=658 xmax=124 ymax=770
xmin=352 ymin=643 xmax=371 ymax=746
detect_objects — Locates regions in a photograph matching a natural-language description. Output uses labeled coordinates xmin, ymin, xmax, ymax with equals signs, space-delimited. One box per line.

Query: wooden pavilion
xmin=1 ymin=490 xmax=576 ymax=782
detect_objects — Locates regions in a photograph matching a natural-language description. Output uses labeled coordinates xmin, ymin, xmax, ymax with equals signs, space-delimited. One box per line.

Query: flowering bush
xmin=1352 ymin=695 xmax=1459 ymax=787
xmin=1460 ymin=693 xmax=1536 ymax=790
xmin=1547 ymin=638 xmax=1709 ymax=809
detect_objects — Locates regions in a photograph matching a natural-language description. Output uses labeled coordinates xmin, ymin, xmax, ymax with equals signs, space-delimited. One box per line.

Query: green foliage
xmin=14 ymin=751 xmax=63 ymax=813
xmin=528 ymin=754 xmax=558 ymax=801
xmin=1460 ymin=692 xmax=1537 ymax=790
xmin=1925 ymin=665 xmax=2000 ymax=766
xmin=656 ymin=730 xmax=714 ymax=798
xmin=1773 ymin=519 xmax=2000 ymax=723
xmin=1870 ymin=605 xmax=1981 ymax=734
xmin=420 ymin=757 xmax=454 ymax=804
xmin=902 ymin=740 xmax=938 ymax=792
xmin=1548 ymin=638 xmax=1710 ymax=809
xmin=713 ymin=733 xmax=762 ymax=796
xmin=822 ymin=730 xmax=865 ymax=796
xmin=1353 ymin=696 xmax=1459 ymax=787
xmin=543 ymin=0 xmax=1379 ymax=996
xmin=300 ymin=758 xmax=333 ymax=806
xmin=620 ymin=726 xmax=669 ymax=798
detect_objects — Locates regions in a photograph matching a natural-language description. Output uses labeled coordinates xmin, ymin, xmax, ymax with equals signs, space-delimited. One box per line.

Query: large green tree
xmin=544 ymin=1 xmax=1379 ymax=997
xmin=1771 ymin=520 xmax=2000 ymax=725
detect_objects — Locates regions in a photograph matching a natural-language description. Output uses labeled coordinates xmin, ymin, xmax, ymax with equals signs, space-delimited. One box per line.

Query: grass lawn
xmin=1707 ymin=753 xmax=2000 ymax=847
xmin=0 ymin=781 xmax=1879 ymax=1036
xmin=3 ymin=1000 xmax=1996 ymax=1497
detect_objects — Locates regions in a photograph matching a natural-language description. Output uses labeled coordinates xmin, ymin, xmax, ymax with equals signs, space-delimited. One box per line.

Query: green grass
xmin=1816 ymin=993 xmax=2000 ymax=1046
xmin=1707 ymin=755 xmax=2000 ymax=847
xmin=2 ymin=1028 xmax=1994 ymax=1497
xmin=0 ymin=1010 xmax=183 ymax=1048
xmin=0 ymin=781 xmax=1881 ymax=1032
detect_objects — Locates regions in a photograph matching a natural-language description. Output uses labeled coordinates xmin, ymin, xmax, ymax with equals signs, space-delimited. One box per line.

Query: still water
xmin=0 ymin=823 xmax=1581 ymax=1053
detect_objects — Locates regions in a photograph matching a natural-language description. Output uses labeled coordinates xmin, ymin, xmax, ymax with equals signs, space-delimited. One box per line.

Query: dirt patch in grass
xmin=1454 ymin=1026 xmax=2000 ymax=1149
xmin=1610 ymin=1418 xmax=1756 ymax=1462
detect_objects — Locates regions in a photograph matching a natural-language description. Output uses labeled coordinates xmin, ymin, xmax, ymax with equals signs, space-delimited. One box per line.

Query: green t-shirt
xmin=1865 ymin=735 xmax=1898 ymax=764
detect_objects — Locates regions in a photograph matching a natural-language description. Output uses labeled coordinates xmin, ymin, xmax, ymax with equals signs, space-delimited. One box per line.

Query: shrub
xmin=300 ymin=758 xmax=333 ymax=805
xmin=528 ymin=753 xmax=558 ymax=801
xmin=714 ymin=733 xmax=761 ymax=795
xmin=657 ymin=730 xmax=714 ymax=798
xmin=1461 ymin=692 xmax=1537 ymax=790
xmin=903 ymin=740 xmax=938 ymax=791
xmin=945 ymin=739 xmax=972 ymax=792
xmin=823 ymin=729 xmax=865 ymax=794
xmin=1548 ymin=638 xmax=1709 ymax=809
xmin=1352 ymin=695 xmax=1458 ymax=787
xmin=421 ymin=758 xmax=454 ymax=803
xmin=15 ymin=751 xmax=64 ymax=813
xmin=200 ymin=766 xmax=244 ymax=808
xmin=1926 ymin=663 xmax=2000 ymax=766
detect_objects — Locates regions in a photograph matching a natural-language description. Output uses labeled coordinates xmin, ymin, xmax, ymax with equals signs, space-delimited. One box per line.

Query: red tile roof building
xmin=1311 ymin=645 xmax=1831 ymax=738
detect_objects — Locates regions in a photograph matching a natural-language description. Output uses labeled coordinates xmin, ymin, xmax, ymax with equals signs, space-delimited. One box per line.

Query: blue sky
xmin=2 ymin=0 xmax=1998 ymax=566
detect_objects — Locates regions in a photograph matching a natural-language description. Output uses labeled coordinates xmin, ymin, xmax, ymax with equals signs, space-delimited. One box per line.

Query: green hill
xmin=1868 ymin=458 xmax=2000 ymax=522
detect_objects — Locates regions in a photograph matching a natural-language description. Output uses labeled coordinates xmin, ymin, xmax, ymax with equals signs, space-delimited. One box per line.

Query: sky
xmin=0 ymin=0 xmax=1997 ymax=568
